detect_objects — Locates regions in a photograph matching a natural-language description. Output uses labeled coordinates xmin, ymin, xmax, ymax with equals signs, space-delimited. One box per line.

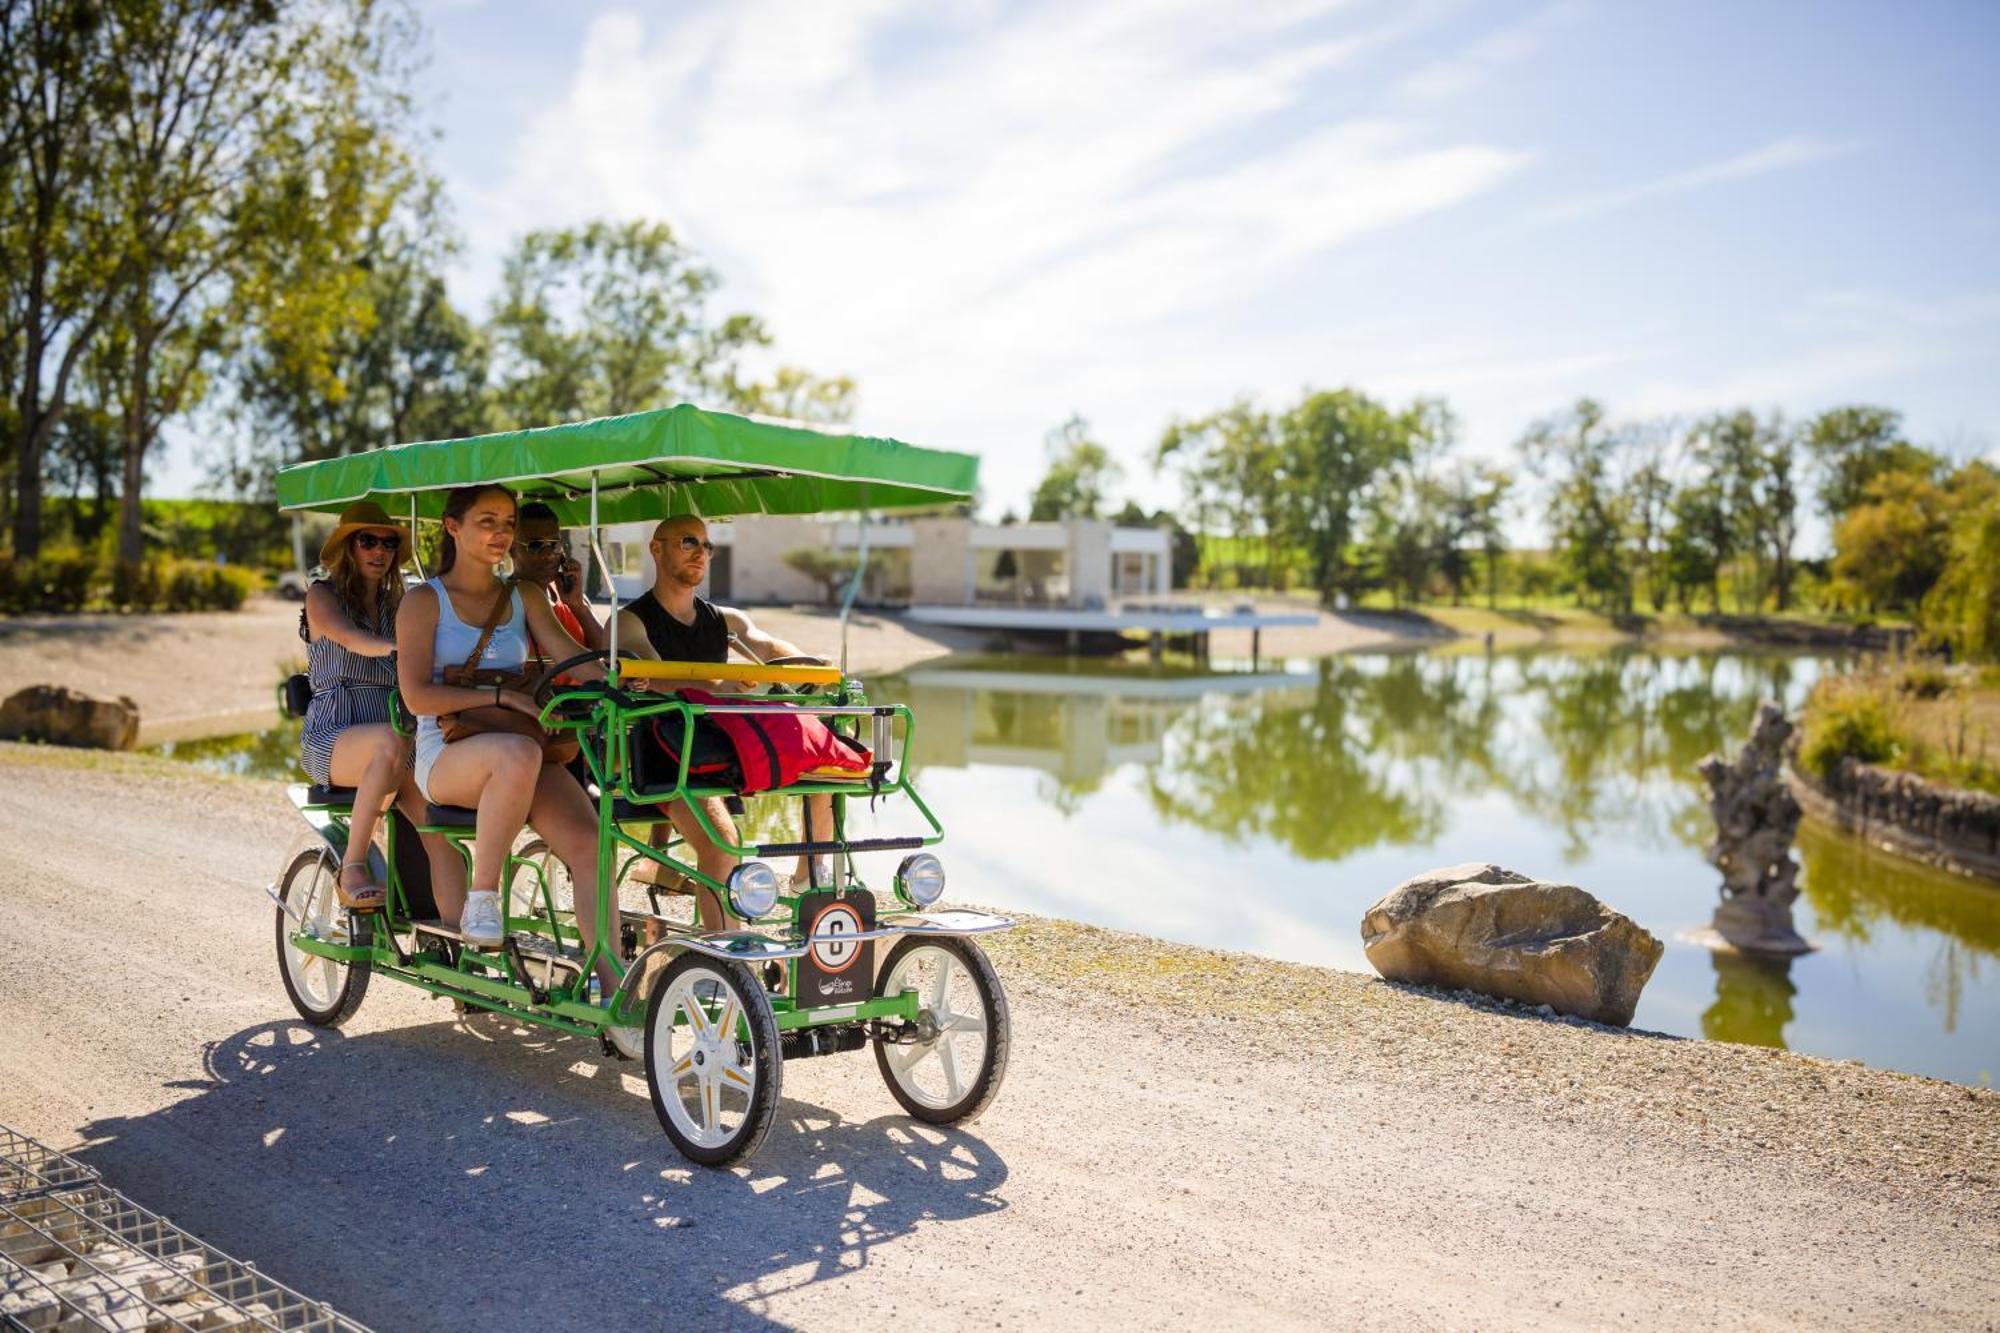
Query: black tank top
xmin=627 ymin=592 xmax=729 ymax=663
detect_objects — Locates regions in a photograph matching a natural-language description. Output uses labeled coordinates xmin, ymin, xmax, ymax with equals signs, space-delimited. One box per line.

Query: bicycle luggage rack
xmin=1 ymin=1123 xmax=371 ymax=1331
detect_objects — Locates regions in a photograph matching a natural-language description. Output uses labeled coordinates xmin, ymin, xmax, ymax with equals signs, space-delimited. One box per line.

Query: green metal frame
xmin=283 ymin=678 xmax=939 ymax=1040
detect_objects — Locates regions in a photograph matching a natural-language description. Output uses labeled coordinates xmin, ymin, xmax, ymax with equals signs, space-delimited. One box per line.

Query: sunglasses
xmin=353 ymin=532 xmax=401 ymax=552
xmin=519 ymin=538 xmax=565 ymax=554
xmin=668 ymin=535 xmax=716 ymax=555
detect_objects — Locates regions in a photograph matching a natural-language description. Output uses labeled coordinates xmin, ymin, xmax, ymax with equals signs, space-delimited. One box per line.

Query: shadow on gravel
xmin=74 ymin=1018 xmax=1009 ymax=1331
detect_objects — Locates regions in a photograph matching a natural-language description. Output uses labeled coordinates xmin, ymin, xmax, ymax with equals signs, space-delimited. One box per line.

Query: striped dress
xmin=299 ymin=589 xmax=403 ymax=787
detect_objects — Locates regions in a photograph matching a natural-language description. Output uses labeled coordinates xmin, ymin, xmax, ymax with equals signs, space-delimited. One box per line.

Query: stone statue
xmin=1696 ymin=700 xmax=1812 ymax=955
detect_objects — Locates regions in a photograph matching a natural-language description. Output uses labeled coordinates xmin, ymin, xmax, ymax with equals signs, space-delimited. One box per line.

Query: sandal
xmin=336 ymin=859 xmax=386 ymax=912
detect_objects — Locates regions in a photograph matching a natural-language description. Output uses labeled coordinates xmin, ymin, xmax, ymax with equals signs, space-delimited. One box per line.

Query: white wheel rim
xmin=882 ymin=945 xmax=989 ymax=1111
xmin=281 ymin=857 xmax=349 ymax=1011
xmin=507 ymin=840 xmax=568 ymax=921
xmin=653 ymin=967 xmax=758 ymax=1150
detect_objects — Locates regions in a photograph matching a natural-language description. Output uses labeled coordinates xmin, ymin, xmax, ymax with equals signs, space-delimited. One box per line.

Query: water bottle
xmin=586 ymin=975 xmax=602 ymax=1007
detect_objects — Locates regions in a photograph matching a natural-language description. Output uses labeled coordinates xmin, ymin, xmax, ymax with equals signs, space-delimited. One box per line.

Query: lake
xmin=153 ymin=646 xmax=2000 ymax=1085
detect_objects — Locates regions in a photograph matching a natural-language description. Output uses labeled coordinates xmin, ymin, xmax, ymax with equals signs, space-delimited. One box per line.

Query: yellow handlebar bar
xmin=617 ymin=659 xmax=843 ymax=686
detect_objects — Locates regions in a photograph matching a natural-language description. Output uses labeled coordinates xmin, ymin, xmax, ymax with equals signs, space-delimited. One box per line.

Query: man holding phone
xmin=511 ymin=502 xmax=608 ymax=653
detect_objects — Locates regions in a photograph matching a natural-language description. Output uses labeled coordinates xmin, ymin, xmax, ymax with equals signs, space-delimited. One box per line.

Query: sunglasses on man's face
xmin=353 ymin=532 xmax=401 ymax=553
xmin=669 ymin=535 xmax=715 ymax=555
xmin=519 ymin=538 xmax=564 ymax=554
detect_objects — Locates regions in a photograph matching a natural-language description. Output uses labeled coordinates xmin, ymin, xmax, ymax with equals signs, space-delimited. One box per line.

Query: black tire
xmin=644 ymin=952 xmax=783 ymax=1166
xmin=274 ymin=848 xmax=372 ymax=1027
xmin=873 ymin=936 xmax=1009 ymax=1125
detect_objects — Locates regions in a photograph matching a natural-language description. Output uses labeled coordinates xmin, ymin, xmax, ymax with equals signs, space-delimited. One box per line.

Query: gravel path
xmin=1 ymin=744 xmax=1995 ymax=1330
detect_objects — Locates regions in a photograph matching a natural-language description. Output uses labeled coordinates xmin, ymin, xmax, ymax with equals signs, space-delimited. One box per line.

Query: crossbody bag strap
xmin=459 ymin=580 xmax=514 ymax=674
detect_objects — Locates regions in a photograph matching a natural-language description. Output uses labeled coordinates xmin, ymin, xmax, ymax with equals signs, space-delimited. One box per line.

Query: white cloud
xmin=1394 ymin=0 xmax=1583 ymax=103
xmin=449 ymin=0 xmax=1528 ymax=510
xmin=1621 ymin=341 xmax=1919 ymax=417
xmin=1541 ymin=134 xmax=1868 ymax=222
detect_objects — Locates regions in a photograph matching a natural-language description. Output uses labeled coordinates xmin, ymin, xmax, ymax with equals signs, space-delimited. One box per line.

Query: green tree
xmin=1365 ymin=399 xmax=1452 ymax=607
xmin=1832 ymin=468 xmax=1951 ymax=612
xmin=489 ymin=218 xmax=770 ymax=426
xmin=1028 ymin=414 xmax=1121 ymax=520
xmin=723 ymin=364 xmax=856 ymax=424
xmin=1921 ymin=488 xmax=2000 ymax=663
xmin=1280 ymin=387 xmax=1410 ymax=605
xmin=1804 ymin=405 xmax=1941 ymax=522
xmin=90 ymin=0 xmax=421 ymax=562
xmin=1156 ymin=399 xmax=1286 ymax=585
xmin=228 ymin=177 xmax=489 ymax=487
xmin=1663 ymin=478 xmax=1730 ymax=612
xmin=0 ymin=0 xmax=127 ymax=557
xmin=1449 ymin=461 xmax=1513 ymax=608
xmin=1688 ymin=409 xmax=1794 ymax=611
xmin=1519 ymin=398 xmax=1631 ymax=611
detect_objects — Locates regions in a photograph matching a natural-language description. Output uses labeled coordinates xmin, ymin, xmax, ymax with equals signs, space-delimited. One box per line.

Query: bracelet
xmin=494 ymin=684 xmax=502 ymax=707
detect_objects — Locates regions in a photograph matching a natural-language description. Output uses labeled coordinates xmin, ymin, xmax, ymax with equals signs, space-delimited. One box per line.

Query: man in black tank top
xmin=616 ymin=515 xmax=835 ymax=927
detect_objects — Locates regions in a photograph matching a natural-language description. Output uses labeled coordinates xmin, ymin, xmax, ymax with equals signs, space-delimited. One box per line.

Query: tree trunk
xmin=116 ymin=344 xmax=152 ymax=566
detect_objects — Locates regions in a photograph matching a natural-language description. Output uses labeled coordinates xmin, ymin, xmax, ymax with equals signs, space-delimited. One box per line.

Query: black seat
xmin=612 ymin=796 xmax=671 ymax=825
xmin=423 ymin=804 xmax=479 ymax=829
xmin=306 ymin=784 xmax=358 ymax=807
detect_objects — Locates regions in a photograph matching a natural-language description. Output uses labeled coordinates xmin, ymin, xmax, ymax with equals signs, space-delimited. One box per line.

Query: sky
xmin=168 ymin=0 xmax=2000 ymax=544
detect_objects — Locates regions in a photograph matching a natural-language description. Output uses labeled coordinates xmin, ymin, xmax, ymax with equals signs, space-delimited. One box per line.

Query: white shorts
xmin=413 ymin=722 xmax=447 ymax=804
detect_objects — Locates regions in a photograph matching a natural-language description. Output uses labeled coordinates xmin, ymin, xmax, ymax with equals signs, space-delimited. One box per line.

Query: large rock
xmin=0 ymin=684 xmax=141 ymax=750
xmin=1360 ymin=863 xmax=1663 ymax=1026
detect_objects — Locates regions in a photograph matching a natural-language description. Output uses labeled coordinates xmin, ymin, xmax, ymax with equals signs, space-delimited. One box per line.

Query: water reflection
xmin=1796 ymin=819 xmax=2000 ymax=1037
xmin=875 ymin=648 xmax=2000 ymax=1083
xmin=893 ymin=650 xmax=1803 ymax=865
xmin=151 ymin=720 xmax=303 ymax=780
xmin=1701 ymin=952 xmax=1797 ymax=1049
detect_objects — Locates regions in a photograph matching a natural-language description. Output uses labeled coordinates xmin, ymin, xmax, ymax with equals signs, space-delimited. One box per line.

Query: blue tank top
xmin=415 ymin=577 xmax=528 ymax=749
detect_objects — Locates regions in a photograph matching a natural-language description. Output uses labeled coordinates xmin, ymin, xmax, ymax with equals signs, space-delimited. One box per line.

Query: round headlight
xmin=726 ymin=861 xmax=780 ymax=920
xmin=894 ymin=853 xmax=946 ymax=909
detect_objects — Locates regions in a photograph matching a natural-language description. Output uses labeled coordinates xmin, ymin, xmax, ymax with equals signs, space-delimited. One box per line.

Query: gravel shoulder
xmin=1 ymin=743 xmax=1994 ymax=1330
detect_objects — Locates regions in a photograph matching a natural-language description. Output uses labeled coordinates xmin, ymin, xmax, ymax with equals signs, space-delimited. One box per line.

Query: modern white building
xmin=599 ymin=515 xmax=1173 ymax=609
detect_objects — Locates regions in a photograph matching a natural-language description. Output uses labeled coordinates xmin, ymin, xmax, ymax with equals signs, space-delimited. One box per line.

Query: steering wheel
xmin=755 ymin=653 xmax=833 ymax=696
xmin=531 ymin=650 xmax=631 ymax=712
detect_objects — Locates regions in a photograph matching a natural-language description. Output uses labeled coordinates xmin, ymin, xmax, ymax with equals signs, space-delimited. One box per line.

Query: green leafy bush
xmin=1798 ymin=677 xmax=1902 ymax=780
xmin=109 ymin=561 xmax=164 ymax=612
xmin=1896 ymin=661 xmax=1952 ymax=700
xmin=0 ymin=554 xmax=253 ymax=614
xmin=7 ymin=551 xmax=99 ymax=613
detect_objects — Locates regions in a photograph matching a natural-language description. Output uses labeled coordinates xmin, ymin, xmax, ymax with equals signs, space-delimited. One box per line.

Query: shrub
xmin=1798 ymin=676 xmax=1902 ymax=781
xmin=207 ymin=565 xmax=258 ymax=610
xmin=11 ymin=551 xmax=98 ymax=613
xmin=109 ymin=561 xmax=164 ymax=612
xmin=162 ymin=561 xmax=213 ymax=612
xmin=1896 ymin=661 xmax=1952 ymax=700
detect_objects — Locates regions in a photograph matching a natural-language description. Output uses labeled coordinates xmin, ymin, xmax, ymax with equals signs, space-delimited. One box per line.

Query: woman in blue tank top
xmin=394 ymin=485 xmax=620 ymax=998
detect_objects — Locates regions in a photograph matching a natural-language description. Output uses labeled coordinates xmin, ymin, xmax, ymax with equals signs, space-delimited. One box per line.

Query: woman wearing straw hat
xmin=300 ymin=501 xmax=421 ymax=911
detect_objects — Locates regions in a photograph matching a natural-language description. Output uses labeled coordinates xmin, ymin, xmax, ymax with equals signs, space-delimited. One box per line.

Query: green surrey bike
xmin=268 ymin=404 xmax=1012 ymax=1165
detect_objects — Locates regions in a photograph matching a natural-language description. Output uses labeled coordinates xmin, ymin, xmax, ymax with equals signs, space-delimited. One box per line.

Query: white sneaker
xmin=459 ymin=891 xmax=504 ymax=948
xmin=606 ymin=1023 xmax=643 ymax=1061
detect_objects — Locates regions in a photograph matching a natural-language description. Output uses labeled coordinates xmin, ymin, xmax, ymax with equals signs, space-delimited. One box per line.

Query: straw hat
xmin=320 ymin=501 xmax=412 ymax=567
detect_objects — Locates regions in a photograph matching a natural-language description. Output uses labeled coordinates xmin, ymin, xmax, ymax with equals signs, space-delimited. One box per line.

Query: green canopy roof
xmin=274 ymin=403 xmax=979 ymax=524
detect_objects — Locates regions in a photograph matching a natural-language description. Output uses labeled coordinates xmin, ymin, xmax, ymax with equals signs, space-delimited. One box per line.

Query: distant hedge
xmin=0 ymin=552 xmax=259 ymax=614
